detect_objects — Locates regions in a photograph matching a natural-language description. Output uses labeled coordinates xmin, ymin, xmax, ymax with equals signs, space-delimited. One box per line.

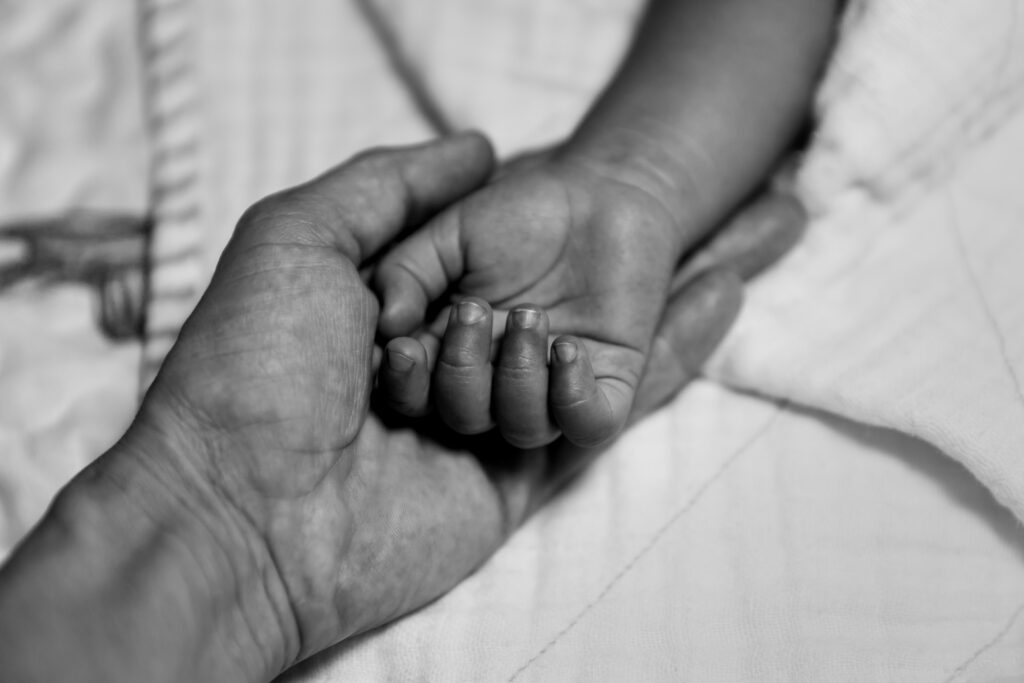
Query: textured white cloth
xmin=0 ymin=0 xmax=144 ymax=554
xmin=1 ymin=0 xmax=1023 ymax=680
xmin=281 ymin=383 xmax=1024 ymax=682
xmin=708 ymin=0 xmax=1024 ymax=524
xmin=145 ymin=0 xmax=1024 ymax=520
xmin=142 ymin=2 xmax=1024 ymax=532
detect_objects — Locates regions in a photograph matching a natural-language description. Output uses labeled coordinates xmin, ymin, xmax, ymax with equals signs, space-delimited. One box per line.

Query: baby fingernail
xmin=511 ymin=308 xmax=540 ymax=329
xmin=386 ymin=349 xmax=415 ymax=372
xmin=457 ymin=300 xmax=485 ymax=324
xmin=554 ymin=341 xmax=577 ymax=363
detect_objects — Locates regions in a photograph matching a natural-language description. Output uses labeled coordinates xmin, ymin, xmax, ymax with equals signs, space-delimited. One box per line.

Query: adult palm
xmin=134 ymin=134 xmax=796 ymax=677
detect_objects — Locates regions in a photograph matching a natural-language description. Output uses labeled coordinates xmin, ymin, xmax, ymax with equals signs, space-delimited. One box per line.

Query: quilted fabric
xmin=1 ymin=0 xmax=1022 ymax=679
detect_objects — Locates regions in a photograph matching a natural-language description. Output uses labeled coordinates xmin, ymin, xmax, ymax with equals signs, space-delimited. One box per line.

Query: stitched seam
xmin=819 ymin=2 xmax=1024 ymax=205
xmin=945 ymin=187 xmax=1024 ymax=415
xmin=945 ymin=601 xmax=1024 ymax=682
xmin=508 ymin=402 xmax=786 ymax=681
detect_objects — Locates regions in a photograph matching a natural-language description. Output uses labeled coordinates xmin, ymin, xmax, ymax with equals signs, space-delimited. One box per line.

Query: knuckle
xmin=390 ymin=260 xmax=434 ymax=298
xmin=552 ymin=391 xmax=624 ymax=448
xmin=386 ymin=398 xmax=428 ymax=418
xmin=498 ymin=346 xmax=546 ymax=373
xmin=550 ymin=382 xmax=598 ymax=410
xmin=434 ymin=381 xmax=491 ymax=434
xmin=440 ymin=411 xmax=491 ymax=435
xmin=648 ymin=334 xmax=693 ymax=382
xmin=348 ymin=145 xmax=391 ymax=169
xmin=437 ymin=349 xmax=487 ymax=371
xmin=566 ymin=420 xmax=618 ymax=449
xmin=501 ymin=428 xmax=555 ymax=450
xmin=496 ymin=361 xmax=542 ymax=381
xmin=239 ymin=193 xmax=289 ymax=228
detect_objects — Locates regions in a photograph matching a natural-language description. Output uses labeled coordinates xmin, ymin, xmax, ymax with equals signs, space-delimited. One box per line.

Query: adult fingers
xmin=373 ymin=145 xmax=562 ymax=339
xmin=630 ymin=268 xmax=743 ymax=424
xmin=672 ymin=189 xmax=806 ymax=294
xmin=236 ymin=132 xmax=494 ymax=266
xmin=631 ymin=188 xmax=803 ymax=420
xmin=528 ymin=268 xmax=746 ymax=507
xmin=373 ymin=203 xmax=465 ymax=338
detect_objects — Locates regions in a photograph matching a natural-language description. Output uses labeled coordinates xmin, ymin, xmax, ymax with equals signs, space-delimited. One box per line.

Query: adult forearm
xmin=560 ymin=0 xmax=838 ymax=250
xmin=0 ymin=425 xmax=297 ymax=683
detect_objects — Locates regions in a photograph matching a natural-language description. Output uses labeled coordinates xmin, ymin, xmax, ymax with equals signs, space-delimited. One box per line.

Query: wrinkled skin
xmin=126 ymin=135 xmax=801 ymax=673
xmin=375 ymin=151 xmax=689 ymax=447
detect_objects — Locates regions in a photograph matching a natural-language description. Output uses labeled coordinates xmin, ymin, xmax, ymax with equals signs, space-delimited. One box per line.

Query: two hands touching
xmin=0 ymin=0 xmax=836 ymax=678
xmin=161 ymin=133 xmax=800 ymax=674
xmin=369 ymin=0 xmax=837 ymax=452
xmin=0 ymin=135 xmax=803 ymax=682
xmin=373 ymin=137 xmax=802 ymax=450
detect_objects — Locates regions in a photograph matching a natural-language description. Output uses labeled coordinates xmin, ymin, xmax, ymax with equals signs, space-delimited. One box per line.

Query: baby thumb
xmin=374 ymin=194 xmax=470 ymax=338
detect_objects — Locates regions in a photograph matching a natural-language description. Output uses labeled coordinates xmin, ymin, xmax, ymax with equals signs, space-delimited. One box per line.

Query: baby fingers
xmin=549 ymin=337 xmax=636 ymax=449
xmin=493 ymin=306 xmax=561 ymax=449
xmin=381 ymin=301 xmax=639 ymax=451
xmin=378 ymin=337 xmax=432 ymax=417
xmin=433 ymin=298 xmax=496 ymax=434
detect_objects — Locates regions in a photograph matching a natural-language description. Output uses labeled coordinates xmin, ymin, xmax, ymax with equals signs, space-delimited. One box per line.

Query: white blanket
xmin=282 ymin=384 xmax=1024 ymax=681
xmin=148 ymin=0 xmax=1024 ymax=678
xmin=144 ymin=0 xmax=1024 ymax=521
xmin=711 ymin=0 xmax=1024 ymax=526
xmin=1 ymin=0 xmax=1023 ymax=679
xmin=0 ymin=0 xmax=145 ymax=552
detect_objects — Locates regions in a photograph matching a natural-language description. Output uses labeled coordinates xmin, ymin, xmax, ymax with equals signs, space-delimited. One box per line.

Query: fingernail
xmin=457 ymin=300 xmax=485 ymax=324
xmin=386 ymin=349 xmax=415 ymax=372
xmin=553 ymin=341 xmax=577 ymax=363
xmin=511 ymin=308 xmax=540 ymax=329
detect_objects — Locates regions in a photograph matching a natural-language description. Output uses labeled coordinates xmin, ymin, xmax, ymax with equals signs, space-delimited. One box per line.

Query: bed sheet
xmin=142 ymin=0 xmax=1024 ymax=531
xmin=0 ymin=0 xmax=146 ymax=555
xmin=709 ymin=0 xmax=1024 ymax=527
xmin=0 ymin=1 xmax=1022 ymax=680
xmin=136 ymin=0 xmax=1024 ymax=676
xmin=282 ymin=382 xmax=1024 ymax=682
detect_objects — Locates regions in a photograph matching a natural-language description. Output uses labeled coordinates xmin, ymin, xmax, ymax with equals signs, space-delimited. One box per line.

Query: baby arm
xmin=374 ymin=0 xmax=837 ymax=448
xmin=564 ymin=0 xmax=836 ymax=236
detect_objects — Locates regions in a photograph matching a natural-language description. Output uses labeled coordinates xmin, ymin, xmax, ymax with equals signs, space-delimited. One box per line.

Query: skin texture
xmin=0 ymin=2 xmax=835 ymax=678
xmin=375 ymin=174 xmax=808 ymax=447
xmin=376 ymin=159 xmax=682 ymax=447
xmin=0 ymin=135 xmax=803 ymax=682
xmin=373 ymin=0 xmax=837 ymax=449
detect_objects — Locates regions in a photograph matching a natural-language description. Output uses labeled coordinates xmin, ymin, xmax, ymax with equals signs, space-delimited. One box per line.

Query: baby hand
xmin=377 ymin=263 xmax=752 ymax=453
xmin=373 ymin=134 xmax=806 ymax=450
xmin=374 ymin=136 xmax=684 ymax=448
xmin=377 ymin=297 xmax=632 ymax=449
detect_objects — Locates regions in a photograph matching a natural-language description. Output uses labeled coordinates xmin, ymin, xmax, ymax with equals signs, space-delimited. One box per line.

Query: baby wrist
xmin=557 ymin=124 xmax=702 ymax=253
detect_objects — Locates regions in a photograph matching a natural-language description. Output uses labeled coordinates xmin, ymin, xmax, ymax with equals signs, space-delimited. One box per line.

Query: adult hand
xmin=0 ymin=134 xmax=803 ymax=683
xmin=370 ymin=0 xmax=831 ymax=451
xmin=373 ymin=144 xmax=804 ymax=449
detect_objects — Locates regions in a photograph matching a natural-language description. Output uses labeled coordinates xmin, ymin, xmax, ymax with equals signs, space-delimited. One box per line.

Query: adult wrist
xmin=0 ymin=413 xmax=300 ymax=683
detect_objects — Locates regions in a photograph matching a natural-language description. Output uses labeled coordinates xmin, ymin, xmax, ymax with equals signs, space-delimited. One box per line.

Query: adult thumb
xmin=234 ymin=132 xmax=494 ymax=266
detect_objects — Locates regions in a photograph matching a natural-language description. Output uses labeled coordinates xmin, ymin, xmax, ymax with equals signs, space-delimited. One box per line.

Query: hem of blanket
xmin=137 ymin=0 xmax=205 ymax=394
